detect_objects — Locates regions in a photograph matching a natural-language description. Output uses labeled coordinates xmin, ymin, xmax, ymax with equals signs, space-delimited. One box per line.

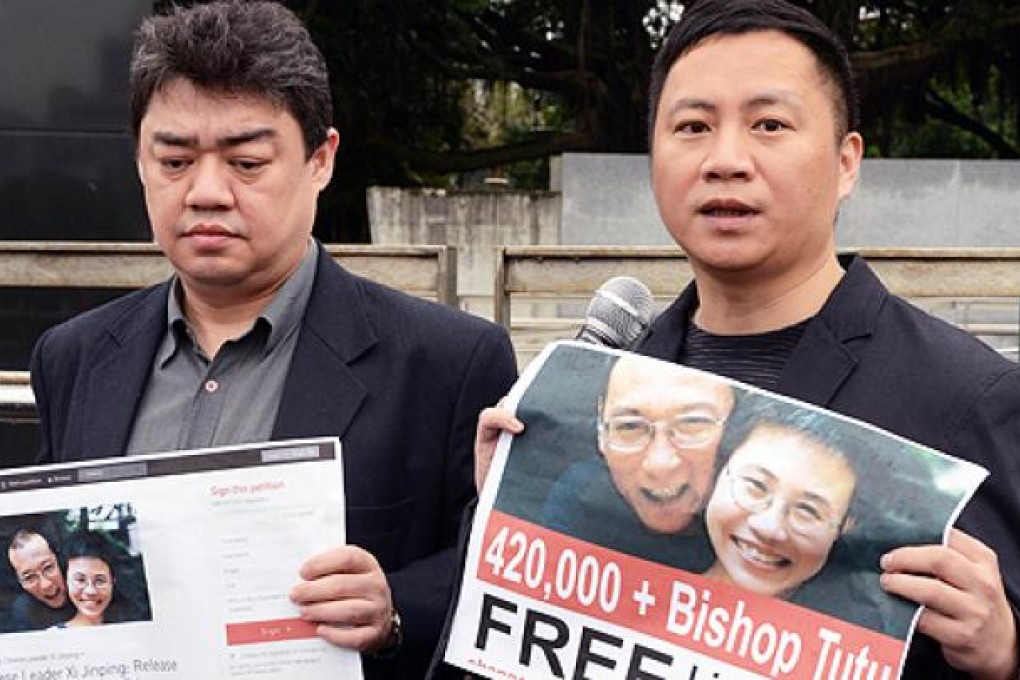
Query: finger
xmin=298 ymin=544 xmax=377 ymax=581
xmin=475 ymin=406 xmax=523 ymax=443
xmin=880 ymin=570 xmax=972 ymax=619
xmin=913 ymin=606 xmax=985 ymax=653
xmin=298 ymin=596 xmax=386 ymax=628
xmin=946 ymin=528 xmax=999 ymax=566
xmin=316 ymin=621 xmax=388 ymax=652
xmin=290 ymin=570 xmax=386 ymax=605
xmin=881 ymin=543 xmax=974 ymax=591
xmin=883 ymin=533 xmax=1005 ymax=600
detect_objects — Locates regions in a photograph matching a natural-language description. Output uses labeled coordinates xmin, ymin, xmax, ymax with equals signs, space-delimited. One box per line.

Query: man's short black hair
xmin=648 ymin=0 xmax=859 ymax=146
xmin=130 ymin=0 xmax=332 ymax=158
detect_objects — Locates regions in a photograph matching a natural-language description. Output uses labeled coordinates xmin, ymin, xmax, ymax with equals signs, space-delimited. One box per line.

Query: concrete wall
xmin=560 ymin=153 xmax=1020 ymax=248
xmin=367 ymin=187 xmax=561 ymax=315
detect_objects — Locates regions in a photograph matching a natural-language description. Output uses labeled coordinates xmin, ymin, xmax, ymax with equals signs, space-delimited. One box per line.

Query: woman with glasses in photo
xmin=701 ymin=399 xmax=912 ymax=635
xmin=703 ymin=409 xmax=858 ymax=598
xmin=57 ymin=531 xmax=118 ymax=627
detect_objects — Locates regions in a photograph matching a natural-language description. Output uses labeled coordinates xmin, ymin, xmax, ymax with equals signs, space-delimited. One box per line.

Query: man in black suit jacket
xmin=475 ymin=1 xmax=1019 ymax=678
xmin=29 ymin=3 xmax=517 ymax=678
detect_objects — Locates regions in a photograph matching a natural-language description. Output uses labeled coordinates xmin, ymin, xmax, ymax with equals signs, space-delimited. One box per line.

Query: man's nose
xmin=185 ymin=157 xmax=235 ymax=210
xmin=701 ymin=127 xmax=754 ymax=182
xmin=642 ymin=428 xmax=685 ymax=472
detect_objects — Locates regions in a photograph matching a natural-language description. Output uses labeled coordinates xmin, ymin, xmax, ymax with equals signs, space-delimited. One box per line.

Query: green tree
xmin=160 ymin=1 xmax=1020 ymax=240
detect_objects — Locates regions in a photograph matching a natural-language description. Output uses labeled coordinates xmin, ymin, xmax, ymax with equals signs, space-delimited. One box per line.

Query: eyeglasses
xmin=724 ymin=465 xmax=843 ymax=537
xmin=599 ymin=400 xmax=724 ymax=454
xmin=69 ymin=573 xmax=112 ymax=592
xmin=18 ymin=560 xmax=60 ymax=589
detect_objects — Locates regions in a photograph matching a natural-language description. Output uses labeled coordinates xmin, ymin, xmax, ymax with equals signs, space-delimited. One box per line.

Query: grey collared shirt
xmin=126 ymin=242 xmax=318 ymax=455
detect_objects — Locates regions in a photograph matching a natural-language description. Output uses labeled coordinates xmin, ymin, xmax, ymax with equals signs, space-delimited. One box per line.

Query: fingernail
xmin=880 ymin=553 xmax=891 ymax=570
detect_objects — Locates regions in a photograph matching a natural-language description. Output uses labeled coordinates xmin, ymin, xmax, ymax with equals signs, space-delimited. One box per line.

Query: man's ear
xmin=310 ymin=127 xmax=340 ymax=190
xmin=136 ymin=153 xmax=147 ymax=187
xmin=840 ymin=515 xmax=858 ymax=535
xmin=836 ymin=131 xmax=864 ymax=203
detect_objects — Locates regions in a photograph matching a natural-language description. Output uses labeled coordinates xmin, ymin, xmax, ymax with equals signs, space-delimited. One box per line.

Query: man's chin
xmin=43 ymin=596 xmax=67 ymax=609
xmin=639 ymin=511 xmax=696 ymax=535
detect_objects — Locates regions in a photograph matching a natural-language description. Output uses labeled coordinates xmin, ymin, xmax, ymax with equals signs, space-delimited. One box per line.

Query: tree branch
xmin=370 ymin=131 xmax=594 ymax=174
xmin=924 ymin=88 xmax=1020 ymax=158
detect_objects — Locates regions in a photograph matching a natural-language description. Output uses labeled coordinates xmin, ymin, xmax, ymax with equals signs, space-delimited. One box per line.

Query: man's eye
xmin=753 ymin=118 xmax=788 ymax=133
xmin=159 ymin=158 xmax=190 ymax=172
xmin=613 ymin=420 xmax=645 ymax=435
xmin=232 ymin=159 xmax=267 ymax=173
xmin=676 ymin=121 xmax=710 ymax=135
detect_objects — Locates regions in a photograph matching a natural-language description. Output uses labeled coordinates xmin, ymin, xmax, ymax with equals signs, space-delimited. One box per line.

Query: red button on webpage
xmin=225 ymin=617 xmax=318 ymax=645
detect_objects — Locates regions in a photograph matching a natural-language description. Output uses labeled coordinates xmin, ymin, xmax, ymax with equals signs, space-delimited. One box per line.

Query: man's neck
xmin=177 ymin=242 xmax=311 ymax=358
xmin=181 ymin=289 xmax=272 ymax=358
xmin=692 ymin=254 xmax=844 ymax=335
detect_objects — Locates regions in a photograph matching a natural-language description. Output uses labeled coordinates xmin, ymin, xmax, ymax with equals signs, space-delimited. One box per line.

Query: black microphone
xmin=575 ymin=276 xmax=655 ymax=349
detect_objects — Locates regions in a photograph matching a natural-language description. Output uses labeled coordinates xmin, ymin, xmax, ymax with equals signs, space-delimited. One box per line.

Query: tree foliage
xmin=289 ymin=1 xmax=1020 ymax=239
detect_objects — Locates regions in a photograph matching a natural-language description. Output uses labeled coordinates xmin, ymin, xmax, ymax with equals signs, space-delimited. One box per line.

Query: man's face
xmin=599 ymin=358 xmax=734 ymax=534
xmin=650 ymin=30 xmax=862 ymax=288
xmin=705 ymin=424 xmax=855 ymax=598
xmin=8 ymin=535 xmax=67 ymax=609
xmin=137 ymin=78 xmax=339 ymax=303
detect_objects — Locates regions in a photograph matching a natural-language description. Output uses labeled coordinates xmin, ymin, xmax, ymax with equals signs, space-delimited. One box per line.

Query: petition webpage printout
xmin=445 ymin=342 xmax=988 ymax=680
xmin=0 ymin=437 xmax=362 ymax=680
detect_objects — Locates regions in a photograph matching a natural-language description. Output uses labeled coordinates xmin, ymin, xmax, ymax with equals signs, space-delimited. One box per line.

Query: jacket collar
xmin=638 ymin=254 xmax=887 ymax=407
xmin=83 ymin=283 xmax=171 ymax=458
xmin=271 ymin=242 xmax=378 ymax=440
xmin=82 ymin=242 xmax=380 ymax=456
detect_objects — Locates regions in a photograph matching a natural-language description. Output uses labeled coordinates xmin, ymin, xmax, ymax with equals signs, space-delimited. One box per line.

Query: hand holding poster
xmin=0 ymin=438 xmax=361 ymax=680
xmin=444 ymin=342 xmax=987 ymax=680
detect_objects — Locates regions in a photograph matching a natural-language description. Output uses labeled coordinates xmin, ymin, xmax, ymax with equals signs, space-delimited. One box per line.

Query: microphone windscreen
xmin=576 ymin=276 xmax=655 ymax=349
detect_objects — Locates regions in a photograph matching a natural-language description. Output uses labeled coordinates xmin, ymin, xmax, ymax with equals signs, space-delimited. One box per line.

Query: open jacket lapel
xmin=775 ymin=256 xmax=883 ymax=406
xmin=638 ymin=256 xmax=883 ymax=409
xmin=272 ymin=247 xmax=376 ymax=441
xmin=81 ymin=284 xmax=170 ymax=458
xmin=636 ymin=284 xmax=698 ymax=362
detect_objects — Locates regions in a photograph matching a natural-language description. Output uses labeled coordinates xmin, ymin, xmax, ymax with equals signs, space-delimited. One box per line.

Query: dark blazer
xmin=30 ymin=244 xmax=518 ymax=679
xmin=638 ymin=254 xmax=1020 ymax=679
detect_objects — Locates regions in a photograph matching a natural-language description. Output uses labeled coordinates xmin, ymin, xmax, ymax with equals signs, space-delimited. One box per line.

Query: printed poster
xmin=0 ymin=438 xmax=361 ymax=679
xmin=445 ymin=341 xmax=987 ymax=680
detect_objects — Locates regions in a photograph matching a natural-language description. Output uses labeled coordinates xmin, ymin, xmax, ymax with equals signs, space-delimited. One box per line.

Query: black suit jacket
xmin=30 ymin=244 xmax=518 ymax=679
xmin=638 ymin=254 xmax=1020 ymax=679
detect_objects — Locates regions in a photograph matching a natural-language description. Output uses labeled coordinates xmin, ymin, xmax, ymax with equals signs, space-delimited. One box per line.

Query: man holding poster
xmin=470 ymin=1 xmax=1020 ymax=678
xmin=28 ymin=2 xmax=517 ymax=678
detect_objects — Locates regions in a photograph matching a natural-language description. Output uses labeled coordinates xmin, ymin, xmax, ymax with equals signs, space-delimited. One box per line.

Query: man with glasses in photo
xmin=540 ymin=354 xmax=735 ymax=572
xmin=5 ymin=530 xmax=74 ymax=631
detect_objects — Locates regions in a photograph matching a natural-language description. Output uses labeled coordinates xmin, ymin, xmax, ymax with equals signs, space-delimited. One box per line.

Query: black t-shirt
xmin=680 ymin=318 xmax=810 ymax=391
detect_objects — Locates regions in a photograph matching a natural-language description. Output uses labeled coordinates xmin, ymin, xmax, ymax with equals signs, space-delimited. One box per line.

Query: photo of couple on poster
xmin=492 ymin=342 xmax=984 ymax=642
xmin=1 ymin=504 xmax=152 ymax=634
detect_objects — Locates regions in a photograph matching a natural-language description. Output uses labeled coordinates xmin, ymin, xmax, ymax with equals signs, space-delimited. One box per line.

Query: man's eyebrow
xmin=151 ymin=131 xmax=197 ymax=148
xmin=664 ymin=97 xmax=716 ymax=118
xmin=150 ymin=128 xmax=277 ymax=149
xmin=219 ymin=128 xmax=277 ymax=148
xmin=743 ymin=90 xmax=803 ymax=112
xmin=663 ymin=91 xmax=804 ymax=118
